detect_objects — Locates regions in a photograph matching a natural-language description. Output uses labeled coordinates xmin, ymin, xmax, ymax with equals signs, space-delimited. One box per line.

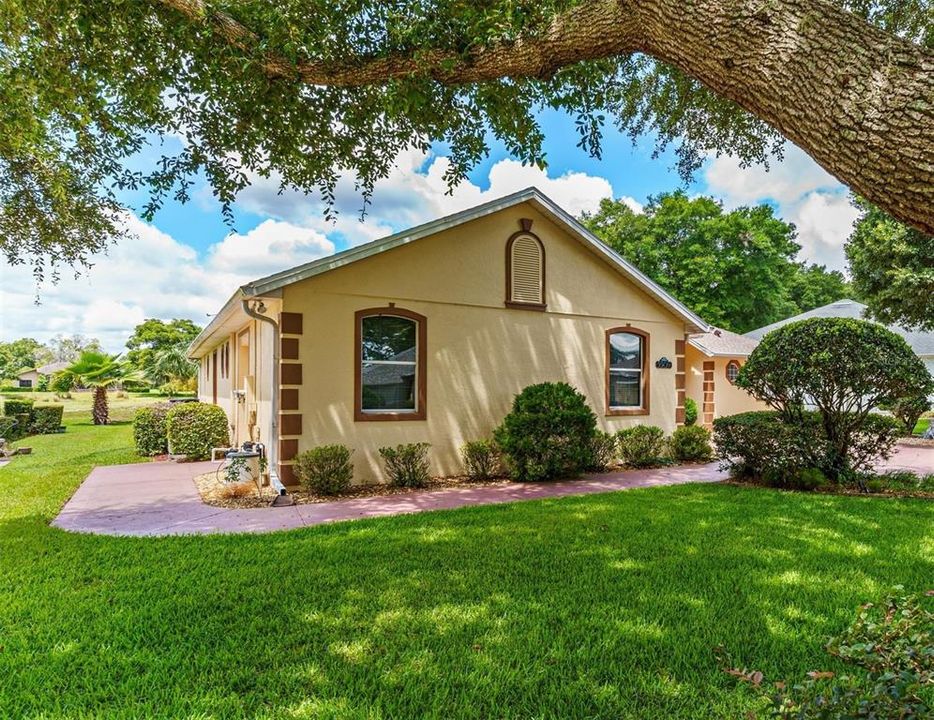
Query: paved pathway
xmin=52 ymin=460 xmax=725 ymax=537
xmin=51 ymin=443 xmax=933 ymax=537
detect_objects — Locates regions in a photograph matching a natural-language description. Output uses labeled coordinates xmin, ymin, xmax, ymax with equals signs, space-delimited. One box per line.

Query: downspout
xmin=241 ymin=298 xmax=288 ymax=498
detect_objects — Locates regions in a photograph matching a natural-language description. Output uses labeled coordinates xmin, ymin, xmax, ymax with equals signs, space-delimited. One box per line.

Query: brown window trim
xmin=605 ymin=326 xmax=651 ymax=416
xmin=505 ymin=228 xmax=546 ymax=310
xmin=354 ymin=306 xmax=427 ymax=422
xmin=725 ymin=359 xmax=742 ymax=384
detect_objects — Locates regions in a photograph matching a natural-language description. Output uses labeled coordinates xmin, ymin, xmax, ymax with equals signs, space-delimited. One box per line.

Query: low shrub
xmin=0 ymin=416 xmax=18 ymax=440
xmin=461 ymin=439 xmax=500 ymax=481
xmin=133 ymin=403 xmax=171 ymax=456
xmin=616 ymin=425 xmax=666 ymax=468
xmin=30 ymin=405 xmax=63 ymax=434
xmin=218 ymin=481 xmax=255 ymax=499
xmin=713 ymin=411 xmax=826 ymax=481
xmin=860 ymin=469 xmax=934 ymax=494
xmin=881 ymin=394 xmax=930 ymax=436
xmin=493 ymin=382 xmax=597 ymax=482
xmin=379 ymin=443 xmax=431 ymax=488
xmin=294 ymin=444 xmax=354 ymax=495
xmin=2 ymin=397 xmax=34 ymax=418
xmin=587 ymin=430 xmax=618 ymax=471
xmin=683 ymin=397 xmax=698 ymax=426
xmin=165 ymin=402 xmax=229 ymax=460
xmin=844 ymin=413 xmax=903 ymax=478
xmin=669 ymin=425 xmax=712 ymax=462
xmin=724 ymin=588 xmax=934 ymax=719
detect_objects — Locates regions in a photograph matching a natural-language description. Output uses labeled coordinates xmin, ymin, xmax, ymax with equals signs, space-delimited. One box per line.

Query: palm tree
xmin=146 ymin=344 xmax=198 ymax=390
xmin=55 ymin=351 xmax=140 ymax=425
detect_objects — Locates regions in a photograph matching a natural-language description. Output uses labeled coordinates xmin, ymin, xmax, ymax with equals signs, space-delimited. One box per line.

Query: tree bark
xmin=158 ymin=0 xmax=934 ymax=234
xmin=92 ymin=387 xmax=109 ymax=425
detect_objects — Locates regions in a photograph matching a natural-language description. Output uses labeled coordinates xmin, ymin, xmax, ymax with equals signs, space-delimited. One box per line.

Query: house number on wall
xmin=655 ymin=357 xmax=673 ymax=369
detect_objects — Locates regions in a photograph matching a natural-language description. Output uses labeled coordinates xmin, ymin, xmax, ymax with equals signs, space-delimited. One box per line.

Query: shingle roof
xmin=744 ymin=299 xmax=934 ymax=356
xmin=688 ymin=328 xmax=759 ymax=357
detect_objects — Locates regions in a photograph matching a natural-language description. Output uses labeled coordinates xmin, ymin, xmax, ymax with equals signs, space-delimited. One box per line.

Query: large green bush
xmin=30 ymin=405 xmax=63 ymax=434
xmin=669 ymin=425 xmax=712 ymax=462
xmin=2 ymin=397 xmax=34 ymax=418
xmin=616 ymin=425 xmax=666 ymax=468
xmin=379 ymin=443 xmax=431 ymax=487
xmin=0 ymin=416 xmax=18 ymax=440
xmin=294 ymin=444 xmax=354 ymax=495
xmin=165 ymin=402 xmax=229 ymax=460
xmin=133 ymin=403 xmax=172 ymax=456
xmin=737 ymin=318 xmax=932 ymax=480
xmin=713 ymin=410 xmax=901 ymax=490
xmin=493 ymin=382 xmax=597 ymax=482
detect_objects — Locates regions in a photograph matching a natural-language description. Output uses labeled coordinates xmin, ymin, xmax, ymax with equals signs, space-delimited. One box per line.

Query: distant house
xmin=15 ymin=361 xmax=69 ymax=389
xmin=745 ymin=299 xmax=934 ymax=386
xmin=684 ymin=328 xmax=766 ymax=426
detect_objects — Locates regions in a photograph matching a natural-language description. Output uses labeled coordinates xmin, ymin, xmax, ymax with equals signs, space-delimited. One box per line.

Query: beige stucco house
xmin=15 ymin=361 xmax=69 ymax=389
xmin=189 ymin=188 xmax=765 ymax=488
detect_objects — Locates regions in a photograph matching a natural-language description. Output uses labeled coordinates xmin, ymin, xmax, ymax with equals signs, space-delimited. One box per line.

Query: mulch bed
xmin=193 ymin=470 xmax=512 ymax=509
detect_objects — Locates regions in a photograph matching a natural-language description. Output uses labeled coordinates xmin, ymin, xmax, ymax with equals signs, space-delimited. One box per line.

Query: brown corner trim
xmin=279 ymin=312 xmax=303 ymax=335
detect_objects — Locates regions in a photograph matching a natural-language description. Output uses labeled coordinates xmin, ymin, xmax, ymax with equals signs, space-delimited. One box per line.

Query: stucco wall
xmin=684 ymin=345 xmax=766 ymax=422
xmin=282 ymin=202 xmax=689 ymax=484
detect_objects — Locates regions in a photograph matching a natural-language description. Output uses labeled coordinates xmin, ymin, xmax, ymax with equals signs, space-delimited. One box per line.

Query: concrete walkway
xmin=51 ymin=443 xmax=933 ymax=537
xmin=52 ymin=460 xmax=725 ymax=537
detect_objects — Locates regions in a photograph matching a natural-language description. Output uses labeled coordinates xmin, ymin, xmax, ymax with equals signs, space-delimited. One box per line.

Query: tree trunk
xmin=92 ymin=387 xmax=109 ymax=426
xmin=160 ymin=0 xmax=934 ymax=234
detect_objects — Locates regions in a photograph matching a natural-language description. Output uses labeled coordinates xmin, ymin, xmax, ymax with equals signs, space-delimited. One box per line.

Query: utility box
xmin=224 ymin=449 xmax=262 ymax=484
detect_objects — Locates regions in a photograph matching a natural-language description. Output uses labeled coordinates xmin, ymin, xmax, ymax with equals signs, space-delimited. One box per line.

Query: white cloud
xmin=0 ymin=215 xmax=334 ymax=352
xmin=704 ymin=144 xmax=858 ymax=271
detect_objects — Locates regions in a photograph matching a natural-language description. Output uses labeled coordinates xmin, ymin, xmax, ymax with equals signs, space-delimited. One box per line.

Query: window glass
xmin=609 ymin=332 xmax=643 ymax=407
xmin=726 ymin=361 xmax=740 ymax=384
xmin=361 ymin=315 xmax=418 ymax=411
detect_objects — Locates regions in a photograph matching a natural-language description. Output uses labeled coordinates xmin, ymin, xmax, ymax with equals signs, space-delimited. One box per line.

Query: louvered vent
xmin=510 ymin=235 xmax=543 ymax=304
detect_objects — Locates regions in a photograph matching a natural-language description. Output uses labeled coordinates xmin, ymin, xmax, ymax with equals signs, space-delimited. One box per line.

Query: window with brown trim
xmin=605 ymin=327 xmax=650 ymax=415
xmin=725 ymin=360 xmax=741 ymax=384
xmin=355 ymin=307 xmax=427 ymax=421
xmin=505 ymin=230 xmax=546 ymax=310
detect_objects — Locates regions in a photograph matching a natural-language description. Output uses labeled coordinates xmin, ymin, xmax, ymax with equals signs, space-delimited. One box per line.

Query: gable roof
xmin=190 ymin=188 xmax=709 ymax=357
xmin=17 ymin=361 xmax=69 ymax=377
xmin=688 ymin=328 xmax=759 ymax=357
xmin=745 ymin=299 xmax=934 ymax=356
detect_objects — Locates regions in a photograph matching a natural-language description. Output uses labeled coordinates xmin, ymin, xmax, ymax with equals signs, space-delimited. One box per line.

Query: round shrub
xmin=461 ymin=439 xmax=501 ymax=481
xmin=294 ymin=444 xmax=354 ymax=495
xmin=670 ymin=425 xmax=712 ymax=462
xmin=165 ymin=402 xmax=229 ymax=460
xmin=133 ymin=403 xmax=171 ymax=456
xmin=587 ymin=430 xmax=618 ymax=471
xmin=493 ymin=382 xmax=596 ymax=482
xmin=738 ymin=317 xmax=932 ymax=480
xmin=616 ymin=425 xmax=666 ymax=468
xmin=683 ymin=397 xmax=698 ymax=426
xmin=379 ymin=443 xmax=431 ymax=487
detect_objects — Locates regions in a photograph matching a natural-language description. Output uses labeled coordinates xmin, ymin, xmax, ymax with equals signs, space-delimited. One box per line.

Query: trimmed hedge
xmin=165 ymin=402 xmax=229 ymax=460
xmin=616 ymin=425 xmax=666 ymax=468
xmin=133 ymin=403 xmax=172 ymax=456
xmin=379 ymin=443 xmax=431 ymax=487
xmin=494 ymin=382 xmax=597 ymax=482
xmin=670 ymin=425 xmax=712 ymax=462
xmin=30 ymin=405 xmax=63 ymax=434
xmin=294 ymin=445 xmax=354 ymax=495
xmin=2 ymin=398 xmax=34 ymax=417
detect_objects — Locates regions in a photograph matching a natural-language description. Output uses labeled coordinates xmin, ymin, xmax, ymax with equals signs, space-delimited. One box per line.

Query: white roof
xmin=745 ymin=299 xmax=934 ymax=356
xmin=190 ymin=188 xmax=709 ymax=357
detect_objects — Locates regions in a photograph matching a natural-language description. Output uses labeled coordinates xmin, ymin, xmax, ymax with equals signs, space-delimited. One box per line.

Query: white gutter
xmin=241 ymin=299 xmax=287 ymax=498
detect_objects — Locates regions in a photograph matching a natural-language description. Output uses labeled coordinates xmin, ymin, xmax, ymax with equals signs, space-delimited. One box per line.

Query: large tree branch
xmin=158 ymin=0 xmax=934 ymax=234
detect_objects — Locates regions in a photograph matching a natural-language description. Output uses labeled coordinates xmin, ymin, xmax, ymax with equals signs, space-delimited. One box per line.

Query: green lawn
xmin=1 ymin=390 xmax=189 ymax=424
xmin=1 ymin=418 xmax=932 ymax=719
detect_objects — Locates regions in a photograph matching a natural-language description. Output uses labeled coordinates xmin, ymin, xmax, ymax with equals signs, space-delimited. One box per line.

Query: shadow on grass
xmin=0 ymin=483 xmax=932 ymax=718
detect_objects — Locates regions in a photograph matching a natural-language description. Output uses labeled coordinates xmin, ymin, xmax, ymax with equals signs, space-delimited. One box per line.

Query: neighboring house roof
xmin=189 ymin=187 xmax=710 ymax=358
xmin=744 ymin=299 xmax=934 ymax=357
xmin=688 ymin=328 xmax=759 ymax=357
xmin=16 ymin=361 xmax=68 ymax=378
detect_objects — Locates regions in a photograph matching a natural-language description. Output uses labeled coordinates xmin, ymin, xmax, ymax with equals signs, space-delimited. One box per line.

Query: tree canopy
xmin=845 ymin=199 xmax=934 ymax=331
xmin=1 ymin=0 xmax=931 ymax=279
xmin=581 ymin=192 xmax=850 ymax=333
xmin=0 ymin=338 xmax=53 ymax=380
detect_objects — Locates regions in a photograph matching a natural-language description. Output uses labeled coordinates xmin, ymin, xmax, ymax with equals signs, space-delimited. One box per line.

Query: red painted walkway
xmin=51 ymin=444 xmax=932 ymax=537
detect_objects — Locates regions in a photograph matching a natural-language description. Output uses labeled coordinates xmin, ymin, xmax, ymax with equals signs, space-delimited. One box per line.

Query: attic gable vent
xmin=506 ymin=221 xmax=545 ymax=310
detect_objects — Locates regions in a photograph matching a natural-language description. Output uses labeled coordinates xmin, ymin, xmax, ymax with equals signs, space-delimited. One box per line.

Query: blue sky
xmin=1 ymin=108 xmax=857 ymax=351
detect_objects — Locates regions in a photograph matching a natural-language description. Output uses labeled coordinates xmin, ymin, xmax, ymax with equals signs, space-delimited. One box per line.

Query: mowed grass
xmin=0 ymin=418 xmax=932 ymax=719
xmin=1 ymin=390 xmax=186 ymax=425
